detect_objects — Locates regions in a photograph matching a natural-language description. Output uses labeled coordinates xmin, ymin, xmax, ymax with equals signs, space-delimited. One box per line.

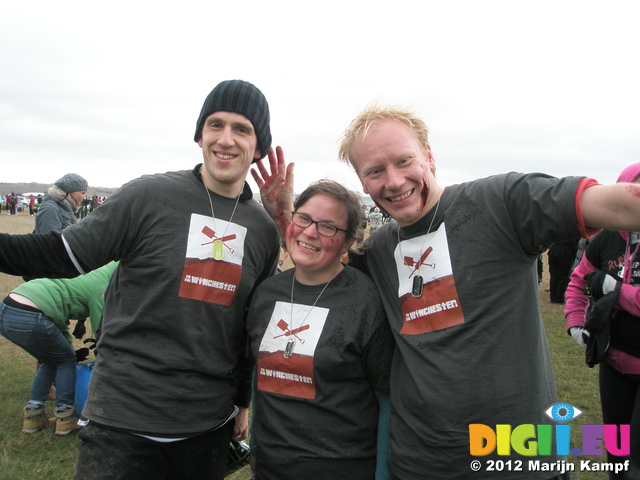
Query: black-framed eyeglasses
xmin=291 ymin=211 xmax=349 ymax=237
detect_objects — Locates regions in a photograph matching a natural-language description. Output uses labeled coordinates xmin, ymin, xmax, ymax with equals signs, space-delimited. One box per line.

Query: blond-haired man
xmin=254 ymin=103 xmax=640 ymax=479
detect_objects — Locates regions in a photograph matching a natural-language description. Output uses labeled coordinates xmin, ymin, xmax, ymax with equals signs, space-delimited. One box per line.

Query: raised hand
xmin=251 ymin=146 xmax=295 ymax=238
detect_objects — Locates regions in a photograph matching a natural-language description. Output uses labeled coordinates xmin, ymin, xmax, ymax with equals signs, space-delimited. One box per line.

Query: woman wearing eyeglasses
xmin=246 ymin=179 xmax=394 ymax=480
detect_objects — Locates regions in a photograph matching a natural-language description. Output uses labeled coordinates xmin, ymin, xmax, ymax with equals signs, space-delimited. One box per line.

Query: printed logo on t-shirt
xmin=256 ymin=300 xmax=328 ymax=399
xmin=396 ymin=222 xmax=464 ymax=334
xmin=179 ymin=213 xmax=245 ymax=306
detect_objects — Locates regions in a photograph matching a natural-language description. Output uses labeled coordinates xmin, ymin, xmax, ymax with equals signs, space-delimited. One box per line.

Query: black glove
xmin=75 ymin=347 xmax=90 ymax=362
xmin=72 ymin=319 xmax=87 ymax=339
xmin=84 ymin=338 xmax=97 ymax=357
xmin=584 ymin=270 xmax=619 ymax=301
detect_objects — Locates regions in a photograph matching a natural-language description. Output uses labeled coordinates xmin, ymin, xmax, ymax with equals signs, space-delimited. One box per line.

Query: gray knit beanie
xmin=194 ymin=80 xmax=272 ymax=162
xmin=55 ymin=173 xmax=88 ymax=193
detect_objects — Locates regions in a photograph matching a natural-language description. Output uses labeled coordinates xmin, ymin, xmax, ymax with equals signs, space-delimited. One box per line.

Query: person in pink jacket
xmin=565 ymin=162 xmax=640 ymax=480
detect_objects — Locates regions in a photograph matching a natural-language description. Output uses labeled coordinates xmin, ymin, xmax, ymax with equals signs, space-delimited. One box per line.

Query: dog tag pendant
xmin=213 ymin=240 xmax=224 ymax=260
xmin=284 ymin=338 xmax=295 ymax=358
xmin=412 ymin=275 xmax=424 ymax=297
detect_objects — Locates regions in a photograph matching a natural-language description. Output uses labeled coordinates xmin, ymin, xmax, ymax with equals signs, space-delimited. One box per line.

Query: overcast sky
xmin=2 ymin=1 xmax=639 ymax=197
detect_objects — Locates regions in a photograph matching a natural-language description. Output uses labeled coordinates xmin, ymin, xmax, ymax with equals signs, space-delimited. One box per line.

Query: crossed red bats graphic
xmin=274 ymin=319 xmax=309 ymax=344
xmin=403 ymin=246 xmax=435 ymax=278
xmin=200 ymin=226 xmax=236 ymax=254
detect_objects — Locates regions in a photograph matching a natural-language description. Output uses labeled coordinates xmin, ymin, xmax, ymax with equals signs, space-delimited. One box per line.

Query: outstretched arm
xmin=251 ymin=146 xmax=295 ymax=238
xmin=0 ymin=232 xmax=80 ymax=278
xmin=581 ymin=182 xmax=640 ymax=232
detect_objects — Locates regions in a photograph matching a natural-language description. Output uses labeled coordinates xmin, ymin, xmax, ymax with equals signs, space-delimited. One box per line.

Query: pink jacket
xmin=565 ymin=162 xmax=640 ymax=374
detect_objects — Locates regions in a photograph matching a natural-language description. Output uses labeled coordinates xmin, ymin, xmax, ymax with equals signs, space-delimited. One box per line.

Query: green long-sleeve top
xmin=10 ymin=262 xmax=118 ymax=344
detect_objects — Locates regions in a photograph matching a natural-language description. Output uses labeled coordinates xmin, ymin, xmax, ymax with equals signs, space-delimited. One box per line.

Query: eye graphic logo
xmin=471 ymin=401 xmax=630 ymax=458
xmin=544 ymin=402 xmax=583 ymax=423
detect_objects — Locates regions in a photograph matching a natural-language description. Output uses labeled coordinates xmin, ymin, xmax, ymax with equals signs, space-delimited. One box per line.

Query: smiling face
xmin=197 ymin=111 xmax=261 ymax=197
xmin=286 ymin=193 xmax=355 ymax=285
xmin=69 ymin=190 xmax=86 ymax=207
xmin=350 ymin=119 xmax=441 ymax=227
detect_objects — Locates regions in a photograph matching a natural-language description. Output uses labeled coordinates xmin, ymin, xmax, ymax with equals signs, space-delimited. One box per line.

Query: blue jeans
xmin=0 ymin=302 xmax=76 ymax=407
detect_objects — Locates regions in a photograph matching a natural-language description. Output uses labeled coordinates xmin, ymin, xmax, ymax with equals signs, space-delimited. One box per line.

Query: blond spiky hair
xmin=338 ymin=102 xmax=430 ymax=171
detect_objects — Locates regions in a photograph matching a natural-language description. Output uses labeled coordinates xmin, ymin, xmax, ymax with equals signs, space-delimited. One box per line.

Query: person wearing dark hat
xmin=34 ymin=173 xmax=88 ymax=234
xmin=0 ymin=79 xmax=280 ymax=480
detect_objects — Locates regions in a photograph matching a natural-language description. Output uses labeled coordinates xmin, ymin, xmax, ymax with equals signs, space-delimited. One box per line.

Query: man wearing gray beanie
xmin=34 ymin=173 xmax=89 ymax=235
xmin=0 ymin=80 xmax=280 ymax=480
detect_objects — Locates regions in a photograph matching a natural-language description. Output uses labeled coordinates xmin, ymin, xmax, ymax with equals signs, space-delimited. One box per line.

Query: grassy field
xmin=0 ymin=213 xmax=611 ymax=479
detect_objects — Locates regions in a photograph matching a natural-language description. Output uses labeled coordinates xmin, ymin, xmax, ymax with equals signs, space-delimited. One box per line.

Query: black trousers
xmin=599 ymin=361 xmax=640 ymax=480
xmin=549 ymin=256 xmax=574 ymax=303
xmin=75 ymin=421 xmax=234 ymax=480
xmin=390 ymin=473 xmax=570 ymax=479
